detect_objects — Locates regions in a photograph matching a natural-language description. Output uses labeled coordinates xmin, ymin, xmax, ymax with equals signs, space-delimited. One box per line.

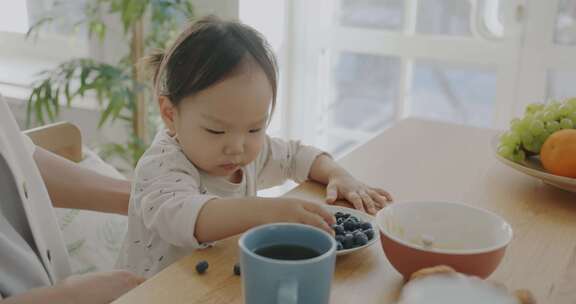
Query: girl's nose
xmin=223 ymin=135 xmax=245 ymax=155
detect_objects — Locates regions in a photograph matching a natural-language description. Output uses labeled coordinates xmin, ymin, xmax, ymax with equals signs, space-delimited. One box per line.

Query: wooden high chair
xmin=23 ymin=122 xmax=83 ymax=162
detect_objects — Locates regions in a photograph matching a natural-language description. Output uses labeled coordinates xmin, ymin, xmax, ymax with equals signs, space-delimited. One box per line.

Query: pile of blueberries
xmin=333 ymin=211 xmax=375 ymax=251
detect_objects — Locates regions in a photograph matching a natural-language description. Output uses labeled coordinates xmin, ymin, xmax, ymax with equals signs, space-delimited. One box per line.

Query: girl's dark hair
xmin=146 ymin=16 xmax=278 ymax=114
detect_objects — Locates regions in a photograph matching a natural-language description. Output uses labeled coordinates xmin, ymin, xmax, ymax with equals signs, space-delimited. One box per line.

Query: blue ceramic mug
xmin=238 ymin=223 xmax=337 ymax=304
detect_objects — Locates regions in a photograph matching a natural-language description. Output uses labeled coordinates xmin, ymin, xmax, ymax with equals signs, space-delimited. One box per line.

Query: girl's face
xmin=160 ymin=63 xmax=272 ymax=179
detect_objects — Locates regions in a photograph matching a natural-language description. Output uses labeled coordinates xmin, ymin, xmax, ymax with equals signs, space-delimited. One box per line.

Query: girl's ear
xmin=159 ymin=96 xmax=177 ymax=134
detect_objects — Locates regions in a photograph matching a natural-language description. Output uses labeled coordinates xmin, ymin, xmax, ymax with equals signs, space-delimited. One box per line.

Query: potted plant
xmin=26 ymin=0 xmax=194 ymax=169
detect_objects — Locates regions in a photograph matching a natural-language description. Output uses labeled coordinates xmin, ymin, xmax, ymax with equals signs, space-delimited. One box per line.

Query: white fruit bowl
xmin=492 ymin=134 xmax=576 ymax=193
xmin=324 ymin=205 xmax=379 ymax=256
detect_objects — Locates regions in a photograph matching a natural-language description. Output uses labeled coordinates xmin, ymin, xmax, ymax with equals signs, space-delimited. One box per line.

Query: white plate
xmin=492 ymin=134 xmax=576 ymax=193
xmin=324 ymin=205 xmax=379 ymax=256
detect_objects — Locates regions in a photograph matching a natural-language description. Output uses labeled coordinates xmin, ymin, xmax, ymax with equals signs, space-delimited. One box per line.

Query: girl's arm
xmin=194 ymin=196 xmax=335 ymax=243
xmin=307 ymin=153 xmax=349 ymax=184
xmin=308 ymin=154 xmax=393 ymax=215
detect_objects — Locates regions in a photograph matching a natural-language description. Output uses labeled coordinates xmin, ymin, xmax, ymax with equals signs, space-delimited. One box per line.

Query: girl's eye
xmin=249 ymin=128 xmax=262 ymax=133
xmin=205 ymin=128 xmax=225 ymax=135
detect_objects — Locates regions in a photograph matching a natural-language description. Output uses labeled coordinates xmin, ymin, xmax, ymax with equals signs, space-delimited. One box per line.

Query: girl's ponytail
xmin=143 ymin=51 xmax=165 ymax=94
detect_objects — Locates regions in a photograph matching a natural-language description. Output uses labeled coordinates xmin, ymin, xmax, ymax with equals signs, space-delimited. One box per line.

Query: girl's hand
xmin=325 ymin=172 xmax=393 ymax=215
xmin=265 ymin=198 xmax=336 ymax=235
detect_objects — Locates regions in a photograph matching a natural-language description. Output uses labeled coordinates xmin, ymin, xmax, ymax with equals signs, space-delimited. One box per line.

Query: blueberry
xmin=337 ymin=217 xmax=344 ymax=225
xmin=357 ymin=235 xmax=369 ymax=246
xmin=359 ymin=222 xmax=372 ymax=230
xmin=352 ymin=228 xmax=363 ymax=234
xmin=353 ymin=231 xmax=368 ymax=246
xmin=233 ymin=263 xmax=241 ymax=276
xmin=337 ymin=241 xmax=343 ymax=251
xmin=353 ymin=230 xmax=364 ymax=238
xmin=334 ymin=225 xmax=345 ymax=236
xmin=196 ymin=260 xmax=209 ymax=274
xmin=335 ymin=234 xmax=345 ymax=243
xmin=364 ymin=228 xmax=375 ymax=240
xmin=342 ymin=233 xmax=354 ymax=249
xmin=343 ymin=219 xmax=357 ymax=231
xmin=335 ymin=212 xmax=345 ymax=218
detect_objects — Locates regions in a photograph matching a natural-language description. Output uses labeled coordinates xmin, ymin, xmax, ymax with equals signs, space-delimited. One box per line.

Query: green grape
xmin=559 ymin=104 xmax=574 ymax=117
xmin=543 ymin=129 xmax=554 ymax=140
xmin=542 ymin=111 xmax=556 ymax=122
xmin=525 ymin=103 xmax=545 ymax=115
xmin=546 ymin=120 xmax=561 ymax=133
xmin=512 ymin=150 xmax=526 ymax=163
xmin=519 ymin=129 xmax=534 ymax=145
xmin=522 ymin=116 xmax=533 ymax=127
xmin=547 ymin=100 xmax=562 ymax=111
xmin=532 ymin=112 xmax=545 ymax=122
xmin=529 ymin=119 xmax=545 ymax=136
xmin=497 ymin=145 xmax=514 ymax=159
xmin=533 ymin=138 xmax=544 ymax=153
xmin=560 ymin=118 xmax=574 ymax=129
xmin=568 ymin=112 xmax=576 ymax=124
xmin=538 ymin=131 xmax=549 ymax=141
xmin=523 ymin=141 xmax=538 ymax=153
xmin=510 ymin=118 xmax=522 ymax=132
xmin=500 ymin=131 xmax=521 ymax=146
xmin=533 ymin=132 xmax=546 ymax=143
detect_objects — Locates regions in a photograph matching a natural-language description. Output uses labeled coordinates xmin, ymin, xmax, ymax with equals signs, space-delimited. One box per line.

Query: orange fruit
xmin=540 ymin=129 xmax=576 ymax=178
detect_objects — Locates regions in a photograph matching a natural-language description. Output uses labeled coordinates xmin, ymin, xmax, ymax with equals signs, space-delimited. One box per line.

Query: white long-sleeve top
xmin=115 ymin=130 xmax=323 ymax=276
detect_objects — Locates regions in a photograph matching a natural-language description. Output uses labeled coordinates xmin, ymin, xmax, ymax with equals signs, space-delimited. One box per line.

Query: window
xmin=0 ymin=1 xmax=89 ymax=88
xmin=288 ymin=0 xmax=576 ymax=157
xmin=547 ymin=0 xmax=576 ymax=101
xmin=239 ymin=0 xmax=288 ymax=138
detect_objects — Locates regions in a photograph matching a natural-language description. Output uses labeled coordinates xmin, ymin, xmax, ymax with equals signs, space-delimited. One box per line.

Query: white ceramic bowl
xmin=324 ymin=205 xmax=378 ymax=256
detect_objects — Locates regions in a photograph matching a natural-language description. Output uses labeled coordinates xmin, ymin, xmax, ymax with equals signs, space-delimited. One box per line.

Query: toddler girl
xmin=116 ymin=16 xmax=392 ymax=276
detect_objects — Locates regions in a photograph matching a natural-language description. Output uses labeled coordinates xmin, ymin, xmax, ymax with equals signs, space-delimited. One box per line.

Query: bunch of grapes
xmin=498 ymin=98 xmax=576 ymax=163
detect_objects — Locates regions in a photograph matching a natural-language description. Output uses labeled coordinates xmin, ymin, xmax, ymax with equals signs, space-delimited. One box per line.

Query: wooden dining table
xmin=113 ymin=118 xmax=576 ymax=304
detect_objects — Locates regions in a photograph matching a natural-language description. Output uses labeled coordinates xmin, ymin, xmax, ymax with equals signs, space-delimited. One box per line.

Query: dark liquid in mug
xmin=254 ymin=244 xmax=321 ymax=260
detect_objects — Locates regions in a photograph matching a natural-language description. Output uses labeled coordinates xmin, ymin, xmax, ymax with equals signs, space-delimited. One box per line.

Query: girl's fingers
xmin=368 ymin=189 xmax=389 ymax=209
xmin=359 ymin=190 xmax=377 ymax=215
xmin=345 ymin=191 xmax=365 ymax=213
xmin=302 ymin=203 xmax=336 ymax=226
xmin=325 ymin=183 xmax=339 ymax=204
xmin=300 ymin=209 xmax=334 ymax=235
xmin=373 ymin=188 xmax=393 ymax=202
